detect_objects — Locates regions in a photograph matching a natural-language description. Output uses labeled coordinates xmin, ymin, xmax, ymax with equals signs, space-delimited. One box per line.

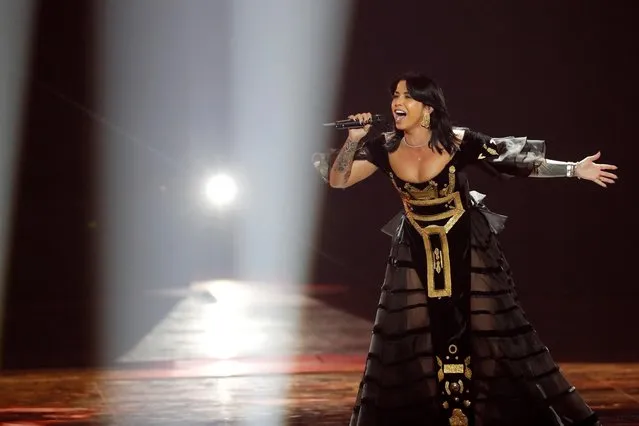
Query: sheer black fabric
xmin=349 ymin=210 xmax=600 ymax=426
xmin=313 ymin=128 xmax=600 ymax=426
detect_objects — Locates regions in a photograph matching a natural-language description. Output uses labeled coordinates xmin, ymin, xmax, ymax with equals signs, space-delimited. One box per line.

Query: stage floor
xmin=1 ymin=360 xmax=638 ymax=425
xmin=1 ymin=281 xmax=637 ymax=425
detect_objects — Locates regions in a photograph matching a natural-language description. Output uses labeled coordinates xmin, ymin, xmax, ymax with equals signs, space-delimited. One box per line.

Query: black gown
xmin=314 ymin=129 xmax=601 ymax=426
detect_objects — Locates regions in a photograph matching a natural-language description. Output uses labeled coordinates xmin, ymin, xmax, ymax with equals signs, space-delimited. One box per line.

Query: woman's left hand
xmin=575 ymin=151 xmax=618 ymax=187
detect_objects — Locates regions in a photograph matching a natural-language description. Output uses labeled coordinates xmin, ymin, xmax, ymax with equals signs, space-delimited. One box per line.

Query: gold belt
xmin=401 ymin=191 xmax=465 ymax=298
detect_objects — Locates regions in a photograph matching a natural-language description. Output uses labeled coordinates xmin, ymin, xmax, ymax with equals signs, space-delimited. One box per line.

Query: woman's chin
xmin=394 ymin=121 xmax=414 ymax=131
xmin=394 ymin=121 xmax=407 ymax=130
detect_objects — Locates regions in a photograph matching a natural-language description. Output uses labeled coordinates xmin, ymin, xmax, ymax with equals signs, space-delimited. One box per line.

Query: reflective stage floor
xmin=1 ymin=281 xmax=637 ymax=425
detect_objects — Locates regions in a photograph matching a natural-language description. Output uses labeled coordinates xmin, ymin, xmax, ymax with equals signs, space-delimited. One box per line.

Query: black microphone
xmin=323 ymin=114 xmax=385 ymax=130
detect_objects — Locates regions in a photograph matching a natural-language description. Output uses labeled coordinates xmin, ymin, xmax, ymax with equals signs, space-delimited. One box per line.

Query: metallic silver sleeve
xmin=484 ymin=136 xmax=547 ymax=177
xmin=529 ymin=159 xmax=578 ymax=178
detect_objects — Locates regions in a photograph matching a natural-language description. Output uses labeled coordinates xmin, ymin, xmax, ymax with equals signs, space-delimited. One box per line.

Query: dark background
xmin=1 ymin=0 xmax=637 ymax=369
xmin=315 ymin=0 xmax=638 ymax=362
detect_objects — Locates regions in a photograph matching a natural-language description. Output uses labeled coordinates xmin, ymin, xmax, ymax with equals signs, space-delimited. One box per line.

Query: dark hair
xmin=384 ymin=72 xmax=458 ymax=155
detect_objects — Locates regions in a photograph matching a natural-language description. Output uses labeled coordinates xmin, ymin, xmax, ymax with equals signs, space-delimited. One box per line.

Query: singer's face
xmin=391 ymin=80 xmax=430 ymax=131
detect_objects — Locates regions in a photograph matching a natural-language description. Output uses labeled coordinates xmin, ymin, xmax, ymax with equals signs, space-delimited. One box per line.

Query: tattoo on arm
xmin=530 ymin=159 xmax=576 ymax=178
xmin=333 ymin=139 xmax=360 ymax=183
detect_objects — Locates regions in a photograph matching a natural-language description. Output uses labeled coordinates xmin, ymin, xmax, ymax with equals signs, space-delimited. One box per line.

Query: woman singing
xmin=314 ymin=73 xmax=617 ymax=426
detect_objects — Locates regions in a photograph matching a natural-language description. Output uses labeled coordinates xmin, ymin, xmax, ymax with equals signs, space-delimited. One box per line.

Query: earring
xmin=421 ymin=114 xmax=431 ymax=129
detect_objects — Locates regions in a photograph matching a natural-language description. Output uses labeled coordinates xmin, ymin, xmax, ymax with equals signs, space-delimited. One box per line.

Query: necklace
xmin=402 ymin=136 xmax=430 ymax=148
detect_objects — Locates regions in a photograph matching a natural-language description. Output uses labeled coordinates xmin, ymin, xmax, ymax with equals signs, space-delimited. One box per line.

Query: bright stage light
xmin=203 ymin=173 xmax=238 ymax=208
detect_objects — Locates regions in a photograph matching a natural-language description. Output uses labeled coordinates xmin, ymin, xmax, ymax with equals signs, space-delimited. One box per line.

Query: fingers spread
xmin=599 ymin=164 xmax=618 ymax=170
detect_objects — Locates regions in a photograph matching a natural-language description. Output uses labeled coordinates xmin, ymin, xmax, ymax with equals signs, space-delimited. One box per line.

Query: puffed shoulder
xmin=459 ymin=128 xmax=547 ymax=178
xmin=312 ymin=134 xmax=385 ymax=183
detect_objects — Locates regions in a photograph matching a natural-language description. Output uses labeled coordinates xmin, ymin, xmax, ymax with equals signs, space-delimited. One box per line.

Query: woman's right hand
xmin=347 ymin=112 xmax=373 ymax=142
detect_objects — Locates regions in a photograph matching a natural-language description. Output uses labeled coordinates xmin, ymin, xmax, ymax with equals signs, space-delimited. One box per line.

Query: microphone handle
xmin=323 ymin=114 xmax=385 ymax=130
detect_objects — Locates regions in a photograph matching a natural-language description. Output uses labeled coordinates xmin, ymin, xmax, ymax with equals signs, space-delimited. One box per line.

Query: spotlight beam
xmin=0 ymin=0 xmax=36 ymax=367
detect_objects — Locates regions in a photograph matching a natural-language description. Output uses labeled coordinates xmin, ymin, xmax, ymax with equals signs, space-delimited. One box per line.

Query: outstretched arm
xmin=530 ymin=152 xmax=618 ymax=188
xmin=459 ymin=128 xmax=619 ymax=187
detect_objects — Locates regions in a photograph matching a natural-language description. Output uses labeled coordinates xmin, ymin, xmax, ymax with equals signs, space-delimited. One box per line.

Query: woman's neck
xmin=403 ymin=127 xmax=432 ymax=146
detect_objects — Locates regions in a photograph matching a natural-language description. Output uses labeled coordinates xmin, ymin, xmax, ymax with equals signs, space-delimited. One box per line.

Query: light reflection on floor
xmin=117 ymin=280 xmax=372 ymax=365
xmin=1 ymin=280 xmax=637 ymax=425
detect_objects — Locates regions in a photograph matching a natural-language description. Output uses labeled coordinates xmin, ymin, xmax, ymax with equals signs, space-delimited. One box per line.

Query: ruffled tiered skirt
xmin=349 ymin=208 xmax=600 ymax=426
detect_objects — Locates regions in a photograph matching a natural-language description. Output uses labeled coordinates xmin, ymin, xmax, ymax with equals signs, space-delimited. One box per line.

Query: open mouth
xmin=394 ymin=109 xmax=407 ymax=122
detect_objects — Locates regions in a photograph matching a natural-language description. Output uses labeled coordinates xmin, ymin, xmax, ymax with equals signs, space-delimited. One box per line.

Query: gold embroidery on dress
xmin=436 ymin=344 xmax=473 ymax=423
xmin=390 ymin=168 xmax=472 ymax=424
xmin=390 ymin=167 xmax=464 ymax=299
xmin=404 ymin=180 xmax=439 ymax=200
xmin=446 ymin=166 xmax=456 ymax=196
xmin=449 ymin=408 xmax=469 ymax=426
xmin=433 ymin=248 xmax=443 ymax=273
xmin=403 ymin=165 xmax=456 ymax=199
xmin=443 ymin=363 xmax=465 ymax=374
xmin=400 ymin=193 xmax=464 ymax=297
xmin=436 ymin=356 xmax=445 ymax=382
xmin=448 ymin=379 xmax=463 ymax=395
xmin=483 ymin=142 xmax=499 ymax=156
xmin=464 ymin=356 xmax=472 ymax=380
xmin=420 ymin=226 xmax=452 ymax=298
